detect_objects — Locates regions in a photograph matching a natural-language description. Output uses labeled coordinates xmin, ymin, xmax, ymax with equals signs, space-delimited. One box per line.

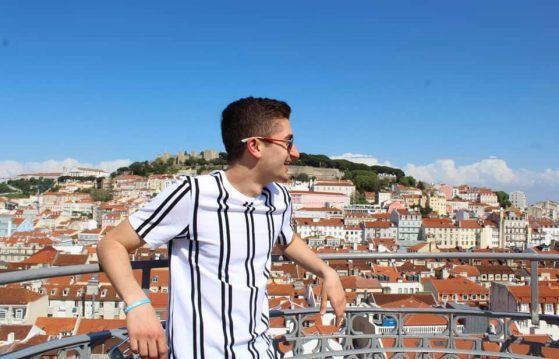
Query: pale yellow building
xmin=428 ymin=195 xmax=447 ymax=216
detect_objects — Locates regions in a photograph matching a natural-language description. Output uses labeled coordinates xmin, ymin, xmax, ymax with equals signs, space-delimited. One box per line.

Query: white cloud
xmin=405 ymin=158 xmax=559 ymax=202
xmin=0 ymin=158 xmax=132 ymax=178
xmin=330 ymin=153 xmax=392 ymax=167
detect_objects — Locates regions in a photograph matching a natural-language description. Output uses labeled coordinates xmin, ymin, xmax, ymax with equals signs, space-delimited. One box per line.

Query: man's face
xmin=259 ymin=118 xmax=300 ymax=183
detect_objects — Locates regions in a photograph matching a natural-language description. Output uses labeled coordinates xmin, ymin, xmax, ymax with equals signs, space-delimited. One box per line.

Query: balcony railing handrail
xmin=271 ymin=307 xmax=559 ymax=324
xmin=2 ymin=307 xmax=555 ymax=359
xmin=1 ymin=252 xmax=557 ymax=286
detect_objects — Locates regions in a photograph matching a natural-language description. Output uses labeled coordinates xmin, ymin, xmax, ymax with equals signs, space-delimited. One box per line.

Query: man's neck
xmin=224 ymin=165 xmax=267 ymax=198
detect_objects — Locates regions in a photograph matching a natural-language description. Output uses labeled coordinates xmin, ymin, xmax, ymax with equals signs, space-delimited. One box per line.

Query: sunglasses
xmin=241 ymin=136 xmax=294 ymax=152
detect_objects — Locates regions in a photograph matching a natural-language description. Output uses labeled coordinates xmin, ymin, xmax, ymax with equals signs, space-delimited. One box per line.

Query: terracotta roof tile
xmin=508 ymin=285 xmax=559 ymax=304
xmin=53 ymin=254 xmax=88 ymax=266
xmin=75 ymin=319 xmax=126 ymax=335
xmin=0 ymin=288 xmax=44 ymax=305
xmin=427 ymin=277 xmax=489 ymax=295
xmin=34 ymin=317 xmax=77 ymax=336
xmin=340 ymin=276 xmax=382 ymax=290
xmin=372 ymin=293 xmax=437 ymax=307
xmin=450 ymin=265 xmax=481 ymax=277
xmin=0 ymin=325 xmax=32 ymax=341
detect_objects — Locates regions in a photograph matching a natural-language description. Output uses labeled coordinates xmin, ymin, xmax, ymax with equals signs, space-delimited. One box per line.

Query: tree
xmin=420 ymin=205 xmax=433 ymax=217
xmin=292 ymin=173 xmax=309 ymax=182
xmin=398 ymin=176 xmax=417 ymax=187
xmin=350 ymin=171 xmax=381 ymax=192
xmin=87 ymin=188 xmax=113 ymax=202
xmin=352 ymin=191 xmax=369 ymax=204
xmin=495 ymin=191 xmax=512 ymax=208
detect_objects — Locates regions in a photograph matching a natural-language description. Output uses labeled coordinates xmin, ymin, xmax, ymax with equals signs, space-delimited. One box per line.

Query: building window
xmin=15 ymin=309 xmax=24 ymax=319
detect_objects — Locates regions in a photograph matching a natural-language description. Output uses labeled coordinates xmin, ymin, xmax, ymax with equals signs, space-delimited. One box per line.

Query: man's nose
xmin=290 ymin=144 xmax=300 ymax=159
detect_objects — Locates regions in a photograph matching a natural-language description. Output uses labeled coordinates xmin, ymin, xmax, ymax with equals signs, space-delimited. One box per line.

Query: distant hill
xmin=293 ymin=153 xmax=406 ymax=179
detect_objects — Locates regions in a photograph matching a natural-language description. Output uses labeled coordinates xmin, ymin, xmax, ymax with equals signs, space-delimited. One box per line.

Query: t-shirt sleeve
xmin=276 ymin=183 xmax=294 ymax=246
xmin=128 ymin=178 xmax=192 ymax=249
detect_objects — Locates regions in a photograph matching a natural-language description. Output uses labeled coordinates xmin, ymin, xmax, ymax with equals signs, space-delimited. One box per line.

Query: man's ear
xmin=245 ymin=138 xmax=263 ymax=159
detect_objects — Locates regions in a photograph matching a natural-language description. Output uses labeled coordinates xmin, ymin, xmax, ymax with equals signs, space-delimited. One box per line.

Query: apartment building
xmin=312 ymin=180 xmax=356 ymax=199
xmin=424 ymin=277 xmax=489 ymax=305
xmin=391 ymin=209 xmax=421 ymax=245
xmin=491 ymin=283 xmax=559 ymax=339
xmin=289 ymin=191 xmax=350 ymax=210
xmin=0 ymin=289 xmax=48 ymax=325
xmin=295 ymin=218 xmax=345 ymax=240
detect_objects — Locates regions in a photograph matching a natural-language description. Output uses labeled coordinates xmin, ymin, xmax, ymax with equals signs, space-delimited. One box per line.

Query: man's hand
xmin=320 ymin=267 xmax=346 ymax=328
xmin=126 ymin=304 xmax=167 ymax=359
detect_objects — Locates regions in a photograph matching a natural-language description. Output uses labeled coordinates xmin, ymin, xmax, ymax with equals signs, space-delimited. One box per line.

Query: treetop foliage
xmin=292 ymin=153 xmax=405 ymax=178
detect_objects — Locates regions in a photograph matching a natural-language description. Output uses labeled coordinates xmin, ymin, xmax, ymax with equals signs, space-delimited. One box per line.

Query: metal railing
xmin=1 ymin=252 xmax=558 ymax=358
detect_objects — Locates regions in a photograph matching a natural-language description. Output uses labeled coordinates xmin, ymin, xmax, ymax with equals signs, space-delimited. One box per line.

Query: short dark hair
xmin=221 ymin=97 xmax=291 ymax=162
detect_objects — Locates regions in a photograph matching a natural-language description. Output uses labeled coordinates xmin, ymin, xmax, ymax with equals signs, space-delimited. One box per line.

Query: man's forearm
xmin=97 ymin=222 xmax=147 ymax=304
xmin=280 ymin=234 xmax=333 ymax=278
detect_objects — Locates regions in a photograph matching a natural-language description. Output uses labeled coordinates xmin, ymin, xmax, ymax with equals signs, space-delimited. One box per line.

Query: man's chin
xmin=275 ymin=172 xmax=289 ymax=183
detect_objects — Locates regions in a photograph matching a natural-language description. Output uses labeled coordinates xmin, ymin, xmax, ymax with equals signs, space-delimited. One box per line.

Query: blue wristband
xmin=124 ymin=298 xmax=151 ymax=314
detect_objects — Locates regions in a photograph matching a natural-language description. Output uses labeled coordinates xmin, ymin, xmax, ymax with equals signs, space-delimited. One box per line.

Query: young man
xmin=97 ymin=97 xmax=346 ymax=359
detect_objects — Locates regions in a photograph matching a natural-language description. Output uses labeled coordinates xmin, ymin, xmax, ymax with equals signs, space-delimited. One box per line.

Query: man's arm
xmin=278 ymin=233 xmax=346 ymax=327
xmin=97 ymin=220 xmax=167 ymax=359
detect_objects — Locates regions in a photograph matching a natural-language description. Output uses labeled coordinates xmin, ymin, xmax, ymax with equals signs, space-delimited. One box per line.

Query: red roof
xmin=0 ymin=288 xmax=44 ymax=305
xmin=53 ymin=254 xmax=89 ymax=266
xmin=450 ymin=265 xmax=481 ymax=277
xmin=0 ymin=325 xmax=33 ymax=341
xmin=34 ymin=317 xmax=78 ymax=336
xmin=428 ymin=277 xmax=489 ymax=295
xmin=422 ymin=218 xmax=454 ymax=229
xmin=75 ymin=319 xmax=126 ymax=335
xmin=363 ymin=221 xmax=390 ymax=229
xmin=295 ymin=218 xmax=343 ymax=227
xmin=509 ymin=285 xmax=559 ymax=304
xmin=458 ymin=220 xmax=481 ymax=229
xmin=340 ymin=276 xmax=382 ymax=290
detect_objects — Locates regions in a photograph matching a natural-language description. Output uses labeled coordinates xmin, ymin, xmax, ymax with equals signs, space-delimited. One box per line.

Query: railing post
xmin=530 ymin=258 xmax=540 ymax=326
xmin=141 ymin=263 xmax=151 ymax=294
xmin=526 ymin=248 xmax=540 ymax=326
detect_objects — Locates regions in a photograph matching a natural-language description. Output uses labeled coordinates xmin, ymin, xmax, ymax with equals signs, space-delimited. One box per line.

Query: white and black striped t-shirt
xmin=129 ymin=171 xmax=294 ymax=359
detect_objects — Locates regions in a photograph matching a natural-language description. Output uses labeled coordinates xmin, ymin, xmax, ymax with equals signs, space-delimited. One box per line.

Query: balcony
xmin=1 ymin=252 xmax=559 ymax=358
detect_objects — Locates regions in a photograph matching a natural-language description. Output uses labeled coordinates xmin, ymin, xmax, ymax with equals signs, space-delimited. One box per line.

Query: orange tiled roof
xmin=53 ymin=254 xmax=88 ymax=266
xmin=373 ymin=293 xmax=437 ymax=307
xmin=268 ymin=284 xmax=295 ymax=297
xmin=0 ymin=325 xmax=32 ymax=341
xmin=34 ymin=317 xmax=77 ymax=336
xmin=371 ymin=265 xmax=401 ymax=282
xmin=0 ymin=288 xmax=44 ymax=305
xmin=340 ymin=276 xmax=382 ymax=290
xmin=458 ymin=220 xmax=481 ymax=229
xmin=363 ymin=221 xmax=390 ymax=229
xmin=450 ymin=265 xmax=481 ymax=277
xmin=148 ymin=292 xmax=168 ymax=308
xmin=428 ymin=277 xmax=489 ymax=295
xmin=508 ymin=285 xmax=559 ymax=304
xmin=295 ymin=218 xmax=344 ymax=227
xmin=422 ymin=218 xmax=454 ymax=228
xmin=75 ymin=319 xmax=126 ymax=335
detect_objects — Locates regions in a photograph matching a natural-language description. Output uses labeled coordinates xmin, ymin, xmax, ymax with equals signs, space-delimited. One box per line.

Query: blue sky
xmin=1 ymin=1 xmax=558 ymax=201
